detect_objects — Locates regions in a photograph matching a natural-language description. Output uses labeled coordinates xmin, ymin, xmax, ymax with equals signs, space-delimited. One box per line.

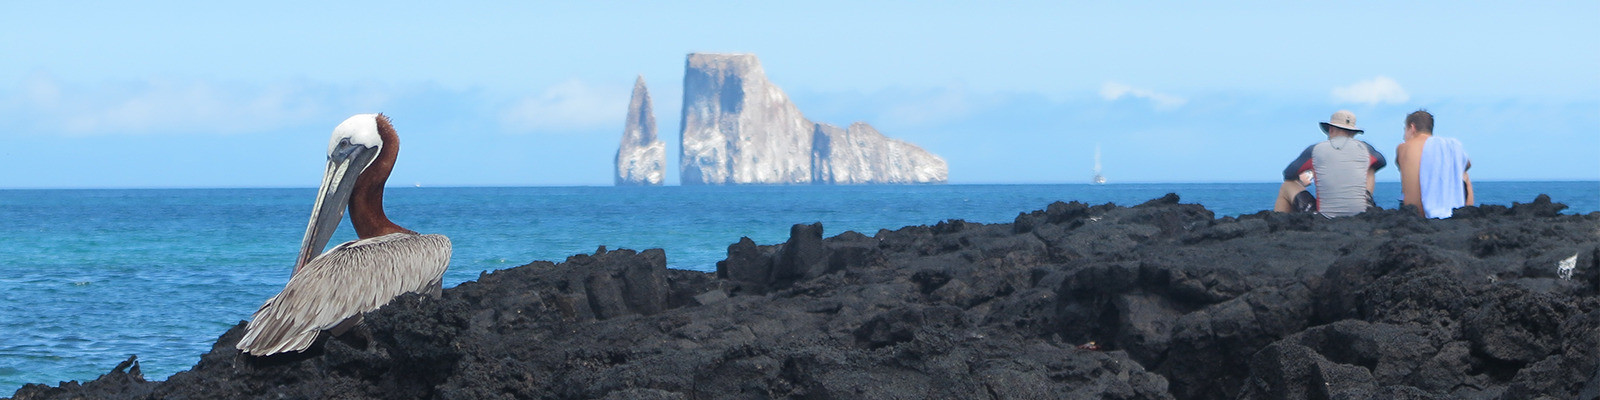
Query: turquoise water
xmin=1 ymin=182 xmax=1596 ymax=392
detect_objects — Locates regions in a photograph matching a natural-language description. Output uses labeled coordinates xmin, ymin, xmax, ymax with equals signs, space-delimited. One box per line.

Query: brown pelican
xmin=236 ymin=113 xmax=451 ymax=356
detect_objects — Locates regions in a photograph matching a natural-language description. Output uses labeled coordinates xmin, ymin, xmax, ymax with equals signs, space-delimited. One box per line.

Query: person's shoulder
xmin=1352 ymin=138 xmax=1384 ymax=153
xmin=1397 ymin=137 xmax=1423 ymax=150
xmin=1419 ymin=135 xmax=1464 ymax=149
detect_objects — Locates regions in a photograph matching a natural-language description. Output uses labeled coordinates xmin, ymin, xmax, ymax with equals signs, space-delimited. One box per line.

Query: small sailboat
xmin=1092 ymin=144 xmax=1106 ymax=185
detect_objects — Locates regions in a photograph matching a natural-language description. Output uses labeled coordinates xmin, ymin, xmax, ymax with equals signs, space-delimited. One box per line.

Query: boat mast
xmin=1094 ymin=144 xmax=1102 ymax=175
xmin=1092 ymin=144 xmax=1105 ymax=184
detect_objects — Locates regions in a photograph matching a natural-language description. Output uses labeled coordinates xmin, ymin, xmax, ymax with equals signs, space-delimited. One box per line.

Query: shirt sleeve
xmin=1283 ymin=145 xmax=1315 ymax=181
xmin=1361 ymin=140 xmax=1388 ymax=171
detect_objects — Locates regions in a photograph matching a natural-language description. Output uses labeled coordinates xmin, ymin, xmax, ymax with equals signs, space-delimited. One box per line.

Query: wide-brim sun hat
xmin=1319 ymin=110 xmax=1363 ymax=134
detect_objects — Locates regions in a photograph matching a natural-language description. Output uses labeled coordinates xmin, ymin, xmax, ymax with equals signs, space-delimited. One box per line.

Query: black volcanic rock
xmin=11 ymin=196 xmax=1598 ymax=400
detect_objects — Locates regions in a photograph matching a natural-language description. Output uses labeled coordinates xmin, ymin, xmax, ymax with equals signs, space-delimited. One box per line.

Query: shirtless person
xmin=1396 ymin=110 xmax=1474 ymax=218
xmin=1274 ymin=110 xmax=1387 ymax=217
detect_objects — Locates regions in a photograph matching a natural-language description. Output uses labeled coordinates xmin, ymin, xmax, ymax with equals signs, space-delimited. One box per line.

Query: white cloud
xmin=500 ymin=79 xmax=628 ymax=133
xmin=2 ymin=75 xmax=632 ymax=137
xmin=1 ymin=74 xmax=394 ymax=135
xmin=1100 ymin=82 xmax=1187 ymax=109
xmin=878 ymin=87 xmax=977 ymax=127
xmin=1332 ymin=76 xmax=1409 ymax=105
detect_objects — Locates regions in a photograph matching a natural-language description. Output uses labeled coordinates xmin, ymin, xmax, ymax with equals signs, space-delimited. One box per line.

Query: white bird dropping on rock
xmin=1558 ymin=253 xmax=1577 ymax=280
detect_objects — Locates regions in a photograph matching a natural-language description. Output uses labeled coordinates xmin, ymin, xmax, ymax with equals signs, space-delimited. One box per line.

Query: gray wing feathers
xmin=237 ymin=233 xmax=451 ymax=355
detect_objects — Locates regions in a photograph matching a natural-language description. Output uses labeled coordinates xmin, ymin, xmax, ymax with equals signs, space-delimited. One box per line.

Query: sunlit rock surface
xmin=812 ymin=122 xmax=947 ymax=184
xmin=679 ymin=53 xmax=946 ymax=185
xmin=615 ymin=75 xmax=665 ymax=186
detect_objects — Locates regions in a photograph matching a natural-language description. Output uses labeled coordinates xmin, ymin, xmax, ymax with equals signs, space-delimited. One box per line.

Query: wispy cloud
xmin=1099 ymin=82 xmax=1186 ymax=110
xmin=877 ymin=87 xmax=980 ymax=127
xmin=0 ymin=74 xmax=394 ymax=135
xmin=500 ymin=79 xmax=628 ymax=133
xmin=1332 ymin=76 xmax=1409 ymax=105
xmin=2 ymin=75 xmax=637 ymax=137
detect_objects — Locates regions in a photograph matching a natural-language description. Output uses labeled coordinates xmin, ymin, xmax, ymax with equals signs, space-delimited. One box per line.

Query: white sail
xmin=1092 ymin=144 xmax=1106 ymax=184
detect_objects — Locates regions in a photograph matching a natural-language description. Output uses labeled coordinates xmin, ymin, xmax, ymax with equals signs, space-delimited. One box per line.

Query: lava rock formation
xmin=12 ymin=195 xmax=1598 ymax=399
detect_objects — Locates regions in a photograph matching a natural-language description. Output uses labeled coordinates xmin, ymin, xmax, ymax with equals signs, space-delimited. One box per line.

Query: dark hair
xmin=1406 ymin=109 xmax=1434 ymax=133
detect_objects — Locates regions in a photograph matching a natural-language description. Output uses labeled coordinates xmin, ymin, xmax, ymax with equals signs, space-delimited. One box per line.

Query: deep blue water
xmin=2 ymin=182 xmax=1596 ymax=392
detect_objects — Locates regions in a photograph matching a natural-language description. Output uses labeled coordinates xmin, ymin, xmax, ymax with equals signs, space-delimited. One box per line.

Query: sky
xmin=2 ymin=1 xmax=1596 ymax=188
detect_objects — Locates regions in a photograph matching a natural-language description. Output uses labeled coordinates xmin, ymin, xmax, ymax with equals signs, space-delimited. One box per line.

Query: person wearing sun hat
xmin=1274 ymin=110 xmax=1388 ymax=217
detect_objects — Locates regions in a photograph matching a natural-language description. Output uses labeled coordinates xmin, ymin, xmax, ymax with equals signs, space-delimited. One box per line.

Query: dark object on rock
xmin=12 ymin=356 xmax=148 ymax=400
xmin=12 ymin=194 xmax=1597 ymax=400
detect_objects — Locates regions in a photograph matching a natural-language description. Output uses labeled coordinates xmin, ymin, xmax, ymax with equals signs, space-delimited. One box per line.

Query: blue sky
xmin=2 ymin=1 xmax=1596 ymax=188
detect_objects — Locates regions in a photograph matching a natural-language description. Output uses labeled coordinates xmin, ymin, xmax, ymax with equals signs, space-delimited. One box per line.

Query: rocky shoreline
xmin=11 ymin=195 xmax=1599 ymax=399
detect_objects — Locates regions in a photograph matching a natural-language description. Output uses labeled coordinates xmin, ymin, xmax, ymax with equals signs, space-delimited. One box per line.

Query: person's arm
xmin=1364 ymin=140 xmax=1388 ymax=172
xmin=1360 ymin=141 xmax=1382 ymax=195
xmin=1366 ymin=170 xmax=1376 ymax=197
xmin=1463 ymin=161 xmax=1474 ymax=205
xmin=1397 ymin=142 xmax=1423 ymax=216
xmin=1283 ymin=145 xmax=1314 ymax=181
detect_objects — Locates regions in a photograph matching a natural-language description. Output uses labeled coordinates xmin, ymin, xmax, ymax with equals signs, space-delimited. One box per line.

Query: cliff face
xmin=679 ymin=54 xmax=813 ymax=185
xmin=679 ymin=53 xmax=946 ymax=185
xmin=615 ymin=76 xmax=665 ymax=186
xmin=813 ymin=122 xmax=948 ymax=184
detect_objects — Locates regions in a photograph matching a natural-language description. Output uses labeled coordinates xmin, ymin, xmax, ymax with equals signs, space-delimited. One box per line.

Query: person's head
xmin=1405 ymin=109 xmax=1434 ymax=138
xmin=1319 ymin=110 xmax=1363 ymax=138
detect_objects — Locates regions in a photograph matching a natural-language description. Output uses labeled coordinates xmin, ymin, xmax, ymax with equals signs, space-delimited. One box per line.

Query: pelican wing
xmin=237 ymin=233 xmax=451 ymax=355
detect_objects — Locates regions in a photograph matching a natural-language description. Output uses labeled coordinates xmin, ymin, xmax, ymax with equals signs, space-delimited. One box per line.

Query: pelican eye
xmin=331 ymin=139 xmax=362 ymax=158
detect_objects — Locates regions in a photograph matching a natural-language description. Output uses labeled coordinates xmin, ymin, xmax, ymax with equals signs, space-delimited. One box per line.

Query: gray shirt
xmin=1284 ymin=137 xmax=1387 ymax=217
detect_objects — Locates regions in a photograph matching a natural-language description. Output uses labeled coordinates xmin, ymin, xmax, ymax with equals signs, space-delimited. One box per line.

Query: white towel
xmin=1420 ymin=136 xmax=1469 ymax=218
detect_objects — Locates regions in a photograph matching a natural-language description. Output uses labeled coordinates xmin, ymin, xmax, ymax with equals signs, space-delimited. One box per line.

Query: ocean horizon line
xmin=3 ymin=179 xmax=1597 ymax=191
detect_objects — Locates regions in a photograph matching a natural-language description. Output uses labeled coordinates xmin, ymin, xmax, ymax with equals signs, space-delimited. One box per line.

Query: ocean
xmin=1 ymin=182 xmax=1596 ymax=392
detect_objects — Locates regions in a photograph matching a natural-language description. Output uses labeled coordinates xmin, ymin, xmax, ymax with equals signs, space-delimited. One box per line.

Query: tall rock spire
xmin=615 ymin=75 xmax=665 ymax=186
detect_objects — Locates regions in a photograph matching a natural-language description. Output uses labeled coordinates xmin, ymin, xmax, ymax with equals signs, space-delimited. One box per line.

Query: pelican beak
xmin=294 ymin=139 xmax=380 ymax=272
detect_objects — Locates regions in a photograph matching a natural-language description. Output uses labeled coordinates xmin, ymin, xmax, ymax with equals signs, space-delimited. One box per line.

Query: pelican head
xmin=295 ymin=113 xmax=385 ymax=271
